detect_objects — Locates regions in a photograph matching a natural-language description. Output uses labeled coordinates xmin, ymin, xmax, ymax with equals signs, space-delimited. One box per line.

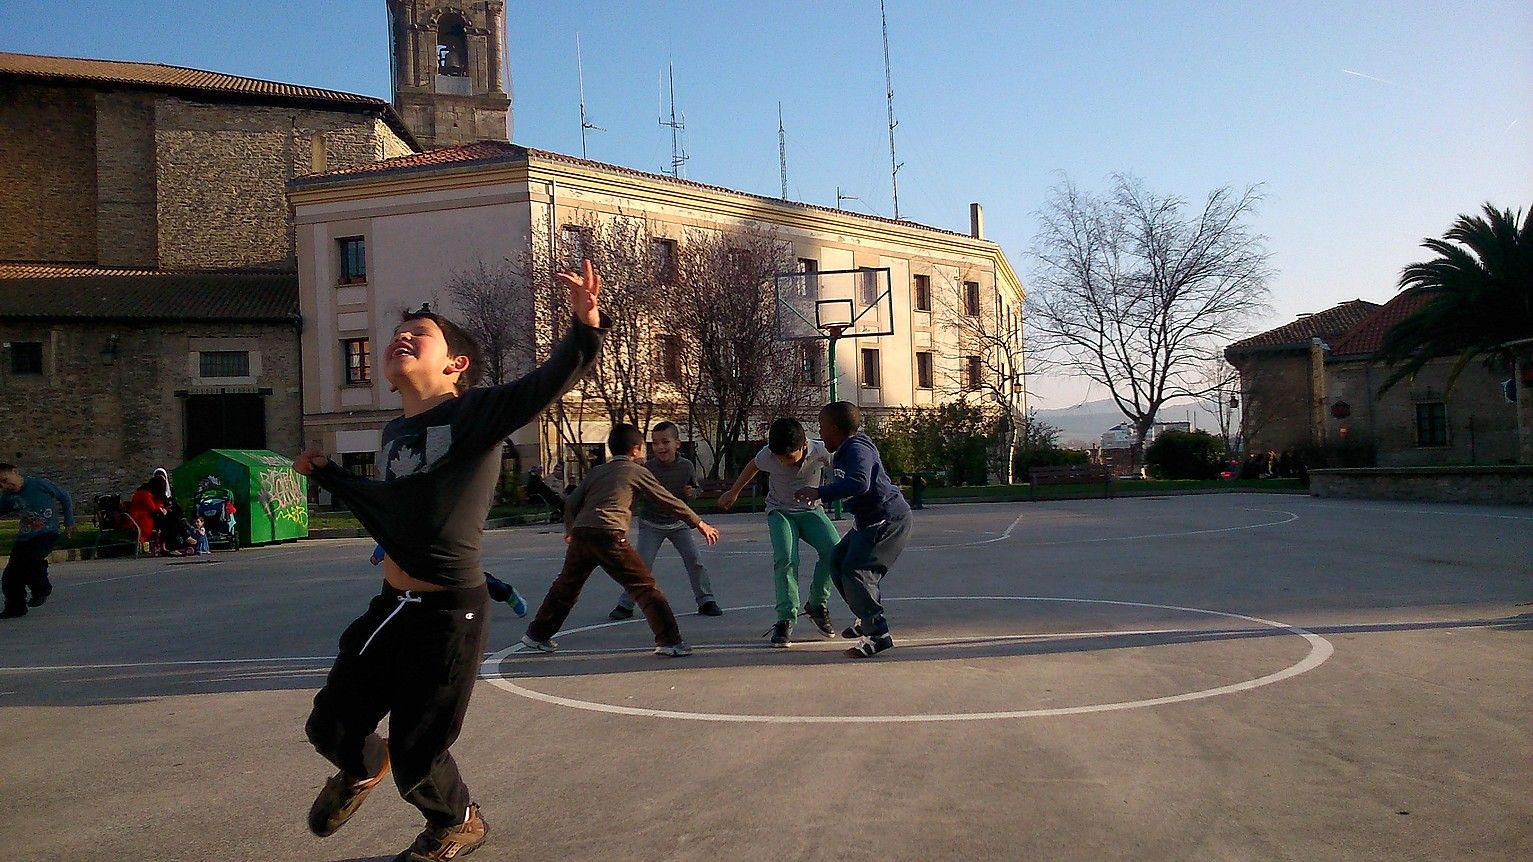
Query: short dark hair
xmin=400 ymin=306 xmax=484 ymax=392
xmin=651 ymin=421 xmax=681 ymax=440
xmin=0 ymin=463 xmax=16 ymax=474
xmin=767 ymin=417 xmax=807 ymax=455
xmin=608 ymin=423 xmax=646 ymax=456
xmin=818 ymin=401 xmax=861 ymax=434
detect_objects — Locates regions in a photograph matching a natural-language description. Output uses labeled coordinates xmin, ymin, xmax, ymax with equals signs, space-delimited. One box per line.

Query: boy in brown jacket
xmin=522 ymin=423 xmax=720 ymax=657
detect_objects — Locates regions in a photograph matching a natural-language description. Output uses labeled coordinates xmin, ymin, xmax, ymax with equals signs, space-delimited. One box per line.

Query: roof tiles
xmin=0 ymin=264 xmax=298 ymax=323
xmin=1227 ymin=300 xmax=1381 ymax=353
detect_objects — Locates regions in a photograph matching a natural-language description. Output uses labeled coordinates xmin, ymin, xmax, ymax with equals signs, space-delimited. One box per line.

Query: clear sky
xmin=4 ymin=1 xmax=1529 ymax=406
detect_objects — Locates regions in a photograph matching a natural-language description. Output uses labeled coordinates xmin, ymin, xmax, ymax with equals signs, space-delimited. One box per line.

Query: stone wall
xmin=1309 ymin=466 xmax=1533 ymax=505
xmin=0 ymin=319 xmax=302 ymax=505
xmin=1234 ymin=350 xmax=1316 ymax=454
xmin=0 ymin=83 xmax=96 ymax=261
xmin=1326 ymin=357 xmax=1518 ymax=466
xmin=154 ymin=99 xmax=411 ymax=270
xmin=95 ymin=91 xmax=159 ymax=267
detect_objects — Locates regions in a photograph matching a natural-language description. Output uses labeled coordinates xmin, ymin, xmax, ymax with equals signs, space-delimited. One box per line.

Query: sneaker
xmin=765 ymin=620 xmax=792 ymax=648
xmin=608 ymin=604 xmax=635 ymax=621
xmin=840 ymin=620 xmax=863 ymax=640
xmin=400 ymin=803 xmax=489 ymax=861
xmin=845 ymin=634 xmax=894 ymax=659
xmin=507 ymin=588 xmax=529 ymax=618
xmin=654 ymin=641 xmax=693 ymax=658
xmin=802 ymin=603 xmax=834 ymax=637
xmin=27 ymin=588 xmax=51 ymax=609
xmin=519 ymin=634 xmax=558 ymax=653
xmin=307 ymin=750 xmax=391 ymax=837
xmin=697 ymin=601 xmax=723 ymax=617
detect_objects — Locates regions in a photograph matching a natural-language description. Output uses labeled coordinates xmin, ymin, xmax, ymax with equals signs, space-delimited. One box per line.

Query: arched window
xmin=437 ymin=14 xmax=469 ymax=77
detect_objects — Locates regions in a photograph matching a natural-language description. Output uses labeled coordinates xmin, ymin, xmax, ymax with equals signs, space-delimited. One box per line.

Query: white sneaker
xmin=654 ymin=641 xmax=693 ymax=658
xmin=519 ymin=634 xmax=558 ymax=653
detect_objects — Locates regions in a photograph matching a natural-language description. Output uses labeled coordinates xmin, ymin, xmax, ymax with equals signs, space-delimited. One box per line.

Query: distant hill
xmin=1031 ymin=398 xmax=1225 ymax=447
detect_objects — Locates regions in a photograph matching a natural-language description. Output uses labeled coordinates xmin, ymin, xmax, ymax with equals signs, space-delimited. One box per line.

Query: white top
xmin=754 ymin=439 xmax=833 ymax=512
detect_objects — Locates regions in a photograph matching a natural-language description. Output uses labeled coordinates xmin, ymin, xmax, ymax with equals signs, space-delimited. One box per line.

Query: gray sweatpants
xmin=616 ymin=521 xmax=715 ymax=610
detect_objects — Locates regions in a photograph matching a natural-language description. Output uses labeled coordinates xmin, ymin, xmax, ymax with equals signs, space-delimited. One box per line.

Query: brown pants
xmin=527 ymin=527 xmax=683 ymax=646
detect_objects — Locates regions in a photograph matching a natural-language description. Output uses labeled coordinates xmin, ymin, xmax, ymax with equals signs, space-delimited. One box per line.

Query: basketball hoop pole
xmin=823 ymin=324 xmax=848 ymax=521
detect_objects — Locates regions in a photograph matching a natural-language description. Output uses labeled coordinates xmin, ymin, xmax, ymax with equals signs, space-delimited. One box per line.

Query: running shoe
xmin=765 ymin=620 xmax=792 ymax=648
xmin=608 ymin=604 xmax=635 ymax=621
xmin=400 ymin=803 xmax=489 ymax=861
xmin=654 ymin=641 xmax=693 ymax=658
xmin=697 ymin=601 xmax=724 ymax=616
xmin=307 ymin=750 xmax=391 ymax=837
xmin=844 ymin=634 xmax=894 ymax=659
xmin=840 ymin=619 xmax=863 ymax=640
xmin=802 ymin=603 xmax=834 ymax=637
xmin=519 ymin=634 xmax=558 ymax=653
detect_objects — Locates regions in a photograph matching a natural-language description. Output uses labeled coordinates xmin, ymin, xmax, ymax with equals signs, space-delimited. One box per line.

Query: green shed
xmin=171 ymin=449 xmax=309 ymax=546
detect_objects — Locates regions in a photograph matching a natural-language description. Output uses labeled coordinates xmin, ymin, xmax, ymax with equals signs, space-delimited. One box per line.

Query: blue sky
xmin=4 ymin=0 xmax=1529 ymax=405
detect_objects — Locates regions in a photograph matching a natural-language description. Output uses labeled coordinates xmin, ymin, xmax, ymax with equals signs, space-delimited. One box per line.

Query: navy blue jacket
xmin=817 ymin=432 xmax=911 ymax=528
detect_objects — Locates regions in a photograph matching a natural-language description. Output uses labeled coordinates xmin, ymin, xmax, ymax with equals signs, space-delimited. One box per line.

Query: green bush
xmin=1145 ymin=430 xmax=1227 ymax=480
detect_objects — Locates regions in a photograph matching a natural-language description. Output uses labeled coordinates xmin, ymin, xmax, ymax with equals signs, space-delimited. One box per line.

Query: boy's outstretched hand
xmin=696 ymin=521 xmax=720 ymax=545
xmin=293 ymin=445 xmax=329 ymax=476
xmin=793 ymin=486 xmax=821 ymax=503
xmin=557 ymin=259 xmax=602 ymax=328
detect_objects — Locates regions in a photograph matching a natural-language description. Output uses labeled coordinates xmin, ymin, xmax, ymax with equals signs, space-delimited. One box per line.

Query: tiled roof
xmin=1226 ymin=300 xmax=1382 ymax=353
xmin=0 ymin=263 xmax=298 ymax=323
xmin=293 ymin=140 xmax=978 ymax=240
xmin=1330 ymin=291 xmax=1435 ymax=357
xmin=0 ymin=51 xmax=419 ymax=150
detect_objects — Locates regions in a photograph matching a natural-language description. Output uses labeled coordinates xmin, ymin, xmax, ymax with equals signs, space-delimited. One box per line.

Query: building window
xmin=964 ymin=281 xmax=981 ymax=316
xmin=914 ymin=274 xmax=932 ymax=312
xmin=341 ymin=452 xmax=376 ymax=479
xmin=343 ymin=338 xmax=371 ymax=385
xmin=561 ymin=225 xmax=589 ymax=269
xmin=965 ymin=355 xmax=983 ymax=391
xmin=658 ymin=335 xmax=683 ymax=383
xmin=858 ymin=268 xmax=880 ymax=306
xmin=916 ymin=351 xmax=934 ymax=389
xmin=10 ymin=342 xmax=43 ymax=376
xmin=800 ymin=342 xmax=824 ymax=384
xmin=199 ymin=350 xmax=250 ymax=379
xmin=797 ymin=257 xmax=819 ymax=298
xmin=652 ymin=238 xmax=678 ymax=283
xmin=1415 ymin=402 xmax=1448 ymax=446
xmin=728 ymin=247 xmax=754 ymax=273
xmin=338 ymin=237 xmax=366 ymax=284
xmin=860 ymin=348 xmax=881 ymax=388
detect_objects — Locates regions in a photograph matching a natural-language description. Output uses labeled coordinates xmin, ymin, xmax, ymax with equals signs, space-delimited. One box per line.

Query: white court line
xmin=482 ymin=596 xmax=1336 ymax=723
xmin=1298 ymin=500 xmax=1533 ymax=521
xmin=0 ymin=655 xmax=336 ymax=673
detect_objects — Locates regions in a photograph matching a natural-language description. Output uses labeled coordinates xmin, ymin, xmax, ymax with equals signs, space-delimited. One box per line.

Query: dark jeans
xmin=527 ymin=527 xmax=682 ymax=646
xmin=830 ymin=515 xmax=912 ymax=638
xmin=306 ymin=585 xmax=489 ymax=827
xmin=3 ymin=533 xmax=59 ymax=613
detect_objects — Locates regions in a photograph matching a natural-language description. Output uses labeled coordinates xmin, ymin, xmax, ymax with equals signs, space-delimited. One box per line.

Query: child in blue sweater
xmin=0 ymin=463 xmax=75 ymax=619
xmin=793 ymin=402 xmax=912 ymax=658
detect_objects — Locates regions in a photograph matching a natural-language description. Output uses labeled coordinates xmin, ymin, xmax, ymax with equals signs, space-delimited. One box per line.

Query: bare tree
xmin=1191 ymin=357 xmax=1241 ymax=451
xmin=668 ymin=225 xmax=817 ymax=478
xmin=1028 ymin=174 xmax=1273 ymax=459
xmin=930 ymin=261 xmax=1027 ymax=481
xmin=444 ymin=259 xmax=532 ymax=386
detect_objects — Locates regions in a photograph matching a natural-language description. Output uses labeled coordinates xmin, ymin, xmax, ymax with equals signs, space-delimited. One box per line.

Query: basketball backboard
xmin=773 ymin=266 xmax=896 ymax=342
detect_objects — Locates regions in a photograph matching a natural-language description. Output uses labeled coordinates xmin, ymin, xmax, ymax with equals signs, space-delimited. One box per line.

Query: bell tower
xmin=387 ymin=1 xmax=511 ymax=149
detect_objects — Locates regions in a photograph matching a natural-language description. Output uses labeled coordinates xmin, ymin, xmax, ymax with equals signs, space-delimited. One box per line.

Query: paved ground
xmin=0 ymin=493 xmax=1528 ymax=861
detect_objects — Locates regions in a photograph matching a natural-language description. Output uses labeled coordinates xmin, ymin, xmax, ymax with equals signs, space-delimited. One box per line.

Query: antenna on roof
xmin=836 ymin=187 xmax=862 ymax=211
xmin=659 ymin=61 xmax=689 ymax=178
xmin=778 ymin=102 xmax=788 ymax=200
xmin=576 ymin=33 xmax=605 ymax=159
xmin=880 ymin=0 xmax=903 ymax=219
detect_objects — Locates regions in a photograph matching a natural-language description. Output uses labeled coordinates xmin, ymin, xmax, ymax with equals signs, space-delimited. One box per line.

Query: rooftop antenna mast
xmin=658 ymin=61 xmax=688 ymax=178
xmin=836 ymin=186 xmax=862 ymax=211
xmin=778 ymin=102 xmax=788 ymax=200
xmin=576 ymin=34 xmax=604 ymax=159
xmin=880 ymin=0 xmax=903 ymax=219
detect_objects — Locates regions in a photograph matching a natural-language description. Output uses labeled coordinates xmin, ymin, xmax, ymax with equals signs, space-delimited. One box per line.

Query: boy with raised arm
xmin=522 ymin=423 xmax=720 ymax=657
xmin=718 ymin=417 xmax=840 ymax=647
xmin=293 ymin=261 xmax=608 ymax=862
xmin=794 ymin=402 xmax=912 ymax=659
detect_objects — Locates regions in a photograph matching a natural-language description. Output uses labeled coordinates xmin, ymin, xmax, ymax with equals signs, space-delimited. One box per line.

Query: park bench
xmin=1029 ymin=464 xmax=1113 ymax=494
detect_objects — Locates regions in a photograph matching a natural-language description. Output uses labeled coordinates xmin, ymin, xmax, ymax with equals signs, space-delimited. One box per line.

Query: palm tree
xmin=1377 ymin=203 xmax=1533 ymax=462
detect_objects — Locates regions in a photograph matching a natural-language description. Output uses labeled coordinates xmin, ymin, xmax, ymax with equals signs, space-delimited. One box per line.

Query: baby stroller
xmin=193 ymin=487 xmax=240 ymax=551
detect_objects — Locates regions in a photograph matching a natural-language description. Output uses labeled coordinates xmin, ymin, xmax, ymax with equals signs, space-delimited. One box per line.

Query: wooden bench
xmin=1029 ymin=464 xmax=1112 ymax=488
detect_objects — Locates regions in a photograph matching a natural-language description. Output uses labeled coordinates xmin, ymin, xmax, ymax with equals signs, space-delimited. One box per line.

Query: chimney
xmin=969 ymin=202 xmax=984 ymax=239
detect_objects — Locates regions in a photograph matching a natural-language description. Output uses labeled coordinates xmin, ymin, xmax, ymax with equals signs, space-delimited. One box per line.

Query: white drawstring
xmin=359 ymin=591 xmax=423 ymax=655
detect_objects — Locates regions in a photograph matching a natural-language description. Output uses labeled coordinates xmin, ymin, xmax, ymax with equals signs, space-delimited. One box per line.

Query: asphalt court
xmin=0 ymin=493 xmax=1528 ymax=861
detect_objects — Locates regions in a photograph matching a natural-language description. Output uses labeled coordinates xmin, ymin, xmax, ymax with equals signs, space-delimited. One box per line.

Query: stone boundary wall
xmin=1309 ymin=466 xmax=1533 ymax=505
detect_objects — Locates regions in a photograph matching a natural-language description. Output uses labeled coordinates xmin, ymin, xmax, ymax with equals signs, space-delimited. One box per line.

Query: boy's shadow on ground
xmin=332 ymin=856 xmax=398 ymax=862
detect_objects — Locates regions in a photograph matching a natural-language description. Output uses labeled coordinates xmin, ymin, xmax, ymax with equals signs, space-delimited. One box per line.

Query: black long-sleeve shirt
xmin=314 ymin=316 xmax=607 ymax=588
